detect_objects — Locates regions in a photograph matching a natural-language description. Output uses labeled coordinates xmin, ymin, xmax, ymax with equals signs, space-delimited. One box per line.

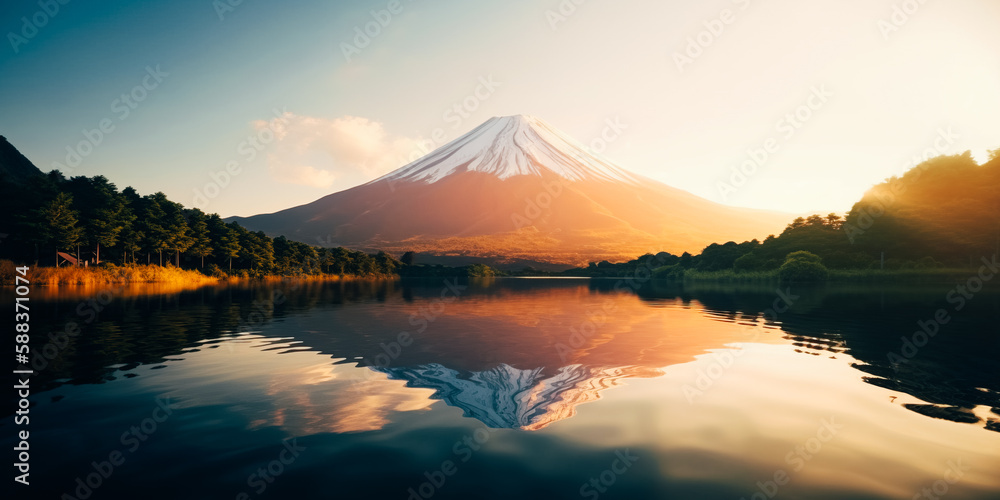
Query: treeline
xmin=0 ymin=171 xmax=401 ymax=278
xmin=399 ymin=261 xmax=502 ymax=278
xmin=572 ymin=151 xmax=1000 ymax=280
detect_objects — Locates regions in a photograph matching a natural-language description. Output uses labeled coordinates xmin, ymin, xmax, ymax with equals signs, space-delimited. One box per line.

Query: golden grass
xmin=0 ymin=260 xmax=393 ymax=290
xmin=0 ymin=261 xmax=218 ymax=287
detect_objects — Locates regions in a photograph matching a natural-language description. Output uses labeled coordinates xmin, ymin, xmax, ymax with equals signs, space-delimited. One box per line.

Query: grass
xmin=0 ymin=260 xmax=399 ymax=287
xmin=681 ymin=269 xmax=779 ymax=283
xmin=0 ymin=260 xmax=218 ymax=287
xmin=663 ymin=267 xmax=988 ymax=284
xmin=825 ymin=268 xmax=985 ymax=283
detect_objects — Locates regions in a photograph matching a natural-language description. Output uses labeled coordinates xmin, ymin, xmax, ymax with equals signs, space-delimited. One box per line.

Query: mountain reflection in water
xmin=11 ymin=278 xmax=998 ymax=434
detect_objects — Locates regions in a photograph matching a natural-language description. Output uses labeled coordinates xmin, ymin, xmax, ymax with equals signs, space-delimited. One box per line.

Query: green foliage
xmin=186 ymin=209 xmax=212 ymax=267
xmin=0 ymin=172 xmax=404 ymax=278
xmin=844 ymin=151 xmax=999 ymax=264
xmin=35 ymin=192 xmax=84 ymax=255
xmin=465 ymin=263 xmax=498 ymax=277
xmin=651 ymin=264 xmax=685 ymax=280
xmin=697 ymin=240 xmax=760 ymax=271
xmin=778 ymin=251 xmax=828 ymax=282
xmin=732 ymin=252 xmax=780 ymax=272
xmin=784 ymin=250 xmax=822 ymax=264
xmin=568 ymin=253 xmax=674 ymax=278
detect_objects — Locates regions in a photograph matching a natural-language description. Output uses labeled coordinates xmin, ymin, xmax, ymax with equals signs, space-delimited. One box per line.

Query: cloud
xmin=252 ymin=113 xmax=421 ymax=189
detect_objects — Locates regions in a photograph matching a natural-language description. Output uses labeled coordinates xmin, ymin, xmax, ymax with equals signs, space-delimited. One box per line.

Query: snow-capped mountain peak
xmin=376 ymin=114 xmax=641 ymax=185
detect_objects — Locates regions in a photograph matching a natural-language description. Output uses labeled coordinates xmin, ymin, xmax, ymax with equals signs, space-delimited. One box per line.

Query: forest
xmin=0 ymin=170 xmax=402 ymax=278
xmin=570 ymin=150 xmax=1000 ymax=281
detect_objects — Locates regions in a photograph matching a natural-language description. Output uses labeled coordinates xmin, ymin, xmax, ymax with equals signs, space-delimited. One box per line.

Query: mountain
xmin=0 ymin=135 xmax=44 ymax=184
xmin=374 ymin=363 xmax=652 ymax=430
xmin=230 ymin=115 xmax=791 ymax=266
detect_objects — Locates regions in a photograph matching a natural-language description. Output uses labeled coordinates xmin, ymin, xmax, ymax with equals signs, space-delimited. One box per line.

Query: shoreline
xmin=0 ymin=262 xmax=398 ymax=287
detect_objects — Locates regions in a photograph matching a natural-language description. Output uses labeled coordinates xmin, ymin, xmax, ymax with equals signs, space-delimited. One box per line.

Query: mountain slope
xmin=231 ymin=115 xmax=791 ymax=266
xmin=0 ymin=135 xmax=44 ymax=184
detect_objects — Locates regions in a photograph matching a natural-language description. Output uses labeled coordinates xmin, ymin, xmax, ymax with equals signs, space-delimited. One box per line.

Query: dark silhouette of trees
xmin=186 ymin=209 xmax=212 ymax=268
xmin=573 ymin=150 xmax=999 ymax=277
xmin=34 ymin=192 xmax=83 ymax=265
xmin=0 ymin=172 xmax=402 ymax=277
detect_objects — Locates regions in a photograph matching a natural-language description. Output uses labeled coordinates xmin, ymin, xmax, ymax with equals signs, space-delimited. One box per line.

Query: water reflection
xmin=6 ymin=278 xmax=999 ymax=435
xmin=634 ymin=281 xmax=1000 ymax=431
xmin=375 ymin=363 xmax=660 ymax=430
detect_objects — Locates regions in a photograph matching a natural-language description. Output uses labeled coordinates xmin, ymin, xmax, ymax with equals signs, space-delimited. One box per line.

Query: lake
xmin=5 ymin=277 xmax=1000 ymax=499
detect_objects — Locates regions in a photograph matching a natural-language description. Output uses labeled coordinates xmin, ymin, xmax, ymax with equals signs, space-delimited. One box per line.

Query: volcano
xmin=230 ymin=115 xmax=790 ymax=266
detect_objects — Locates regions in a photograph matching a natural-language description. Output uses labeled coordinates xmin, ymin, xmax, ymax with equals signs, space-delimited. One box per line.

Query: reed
xmin=0 ymin=261 xmax=218 ymax=287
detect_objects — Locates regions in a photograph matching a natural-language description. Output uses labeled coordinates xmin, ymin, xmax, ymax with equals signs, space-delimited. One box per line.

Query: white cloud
xmin=252 ymin=114 xmax=421 ymax=189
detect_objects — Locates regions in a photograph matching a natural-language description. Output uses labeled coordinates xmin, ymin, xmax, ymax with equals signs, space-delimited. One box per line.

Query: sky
xmin=1 ymin=0 xmax=998 ymax=218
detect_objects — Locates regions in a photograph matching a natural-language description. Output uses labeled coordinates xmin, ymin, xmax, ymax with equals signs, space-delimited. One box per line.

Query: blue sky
xmin=2 ymin=0 xmax=998 ymax=217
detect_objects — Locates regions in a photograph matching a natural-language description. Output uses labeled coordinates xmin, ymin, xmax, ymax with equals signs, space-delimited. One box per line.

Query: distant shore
xmin=668 ymin=267 xmax=993 ymax=284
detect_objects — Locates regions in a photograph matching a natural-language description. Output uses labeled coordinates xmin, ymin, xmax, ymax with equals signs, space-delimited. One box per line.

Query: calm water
xmin=4 ymin=278 xmax=1000 ymax=500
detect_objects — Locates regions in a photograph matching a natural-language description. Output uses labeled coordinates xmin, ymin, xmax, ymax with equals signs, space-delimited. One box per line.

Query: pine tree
xmin=164 ymin=202 xmax=193 ymax=267
xmin=141 ymin=195 xmax=171 ymax=266
xmin=208 ymin=216 xmax=241 ymax=270
xmin=36 ymin=192 xmax=83 ymax=266
xmin=185 ymin=209 xmax=213 ymax=267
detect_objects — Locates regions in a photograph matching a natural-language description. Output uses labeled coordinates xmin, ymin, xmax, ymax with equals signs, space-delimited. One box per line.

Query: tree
xmin=140 ymin=194 xmax=171 ymax=265
xmin=824 ymin=213 xmax=844 ymax=230
xmin=374 ymin=251 xmax=400 ymax=275
xmin=36 ymin=193 xmax=83 ymax=266
xmin=119 ymin=224 xmax=143 ymax=264
xmin=185 ymin=209 xmax=212 ymax=267
xmin=90 ymin=195 xmax=133 ymax=264
xmin=239 ymin=229 xmax=273 ymax=273
xmin=778 ymin=251 xmax=828 ymax=282
xmin=66 ymin=175 xmax=130 ymax=264
xmin=207 ymin=215 xmax=240 ymax=270
xmin=220 ymin=226 xmax=241 ymax=270
xmin=401 ymin=251 xmax=415 ymax=266
xmin=159 ymin=198 xmax=192 ymax=267
xmin=114 ymin=194 xmax=140 ymax=264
